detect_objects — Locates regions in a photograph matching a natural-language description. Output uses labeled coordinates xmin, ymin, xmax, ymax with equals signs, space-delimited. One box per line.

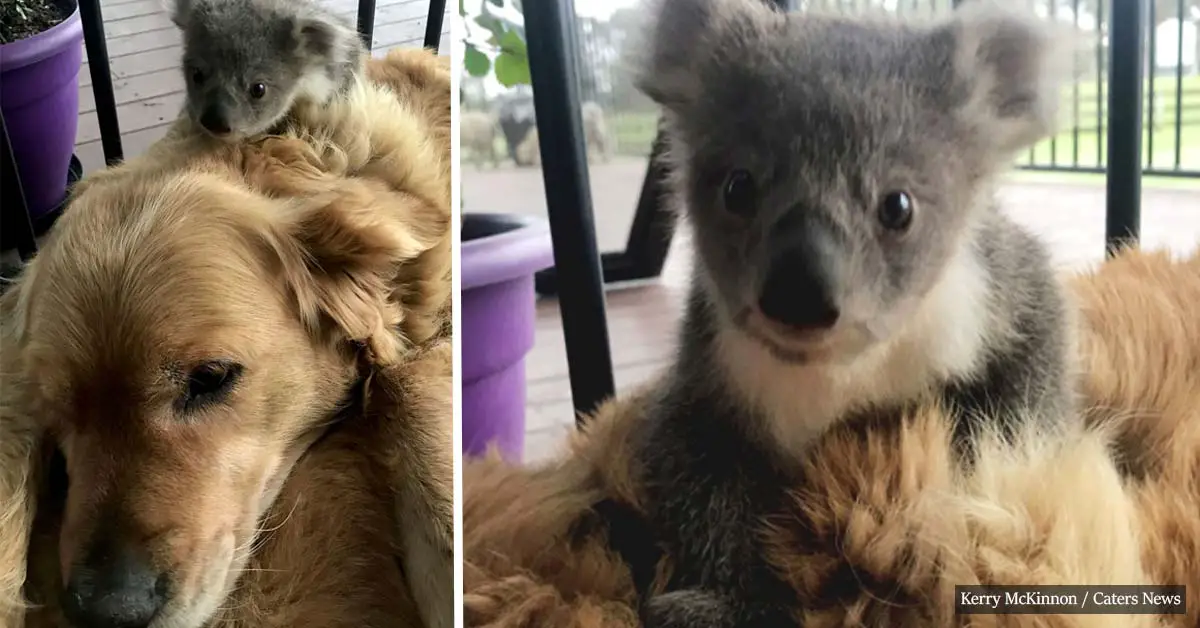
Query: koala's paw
xmin=641 ymin=589 xmax=733 ymax=628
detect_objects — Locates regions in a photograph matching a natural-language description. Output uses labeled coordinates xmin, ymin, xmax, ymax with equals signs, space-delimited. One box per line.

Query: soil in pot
xmin=0 ymin=0 xmax=69 ymax=44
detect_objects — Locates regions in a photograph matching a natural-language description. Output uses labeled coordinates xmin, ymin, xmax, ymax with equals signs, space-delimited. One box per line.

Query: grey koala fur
xmin=621 ymin=0 xmax=1087 ymax=626
xmin=171 ymin=0 xmax=365 ymax=139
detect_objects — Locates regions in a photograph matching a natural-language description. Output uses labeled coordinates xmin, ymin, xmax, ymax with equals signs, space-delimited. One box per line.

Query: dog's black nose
xmin=63 ymin=544 xmax=167 ymax=628
xmin=757 ymin=230 xmax=841 ymax=331
xmin=198 ymin=108 xmax=230 ymax=135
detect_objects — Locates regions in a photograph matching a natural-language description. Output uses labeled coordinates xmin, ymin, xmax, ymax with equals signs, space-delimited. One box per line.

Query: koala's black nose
xmin=757 ymin=233 xmax=841 ymax=331
xmin=198 ymin=108 xmax=230 ymax=135
xmin=63 ymin=542 xmax=167 ymax=628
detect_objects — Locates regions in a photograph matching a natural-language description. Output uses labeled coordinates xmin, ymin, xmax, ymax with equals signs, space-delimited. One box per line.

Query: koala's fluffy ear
xmin=290 ymin=15 xmax=356 ymax=59
xmin=633 ymin=0 xmax=781 ymax=109
xmin=939 ymin=0 xmax=1090 ymax=154
xmin=167 ymin=0 xmax=193 ymax=27
xmin=272 ymin=182 xmax=446 ymax=366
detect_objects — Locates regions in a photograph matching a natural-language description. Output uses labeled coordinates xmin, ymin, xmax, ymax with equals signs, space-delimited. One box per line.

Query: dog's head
xmin=636 ymin=0 xmax=1083 ymax=363
xmin=9 ymin=164 xmax=437 ymax=627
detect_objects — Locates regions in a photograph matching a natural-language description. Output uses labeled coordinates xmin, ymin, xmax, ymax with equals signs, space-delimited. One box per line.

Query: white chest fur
xmin=714 ymin=242 xmax=997 ymax=459
xmin=294 ymin=69 xmax=338 ymax=105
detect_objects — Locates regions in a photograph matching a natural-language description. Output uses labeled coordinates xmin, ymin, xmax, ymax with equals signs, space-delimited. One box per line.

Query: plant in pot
xmin=460 ymin=0 xmax=555 ymax=462
xmin=0 ymin=0 xmax=85 ymax=237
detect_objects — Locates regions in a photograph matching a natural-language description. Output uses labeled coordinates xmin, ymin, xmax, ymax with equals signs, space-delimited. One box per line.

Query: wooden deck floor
xmin=74 ymin=0 xmax=450 ymax=173
xmin=460 ymin=159 xmax=1200 ymax=463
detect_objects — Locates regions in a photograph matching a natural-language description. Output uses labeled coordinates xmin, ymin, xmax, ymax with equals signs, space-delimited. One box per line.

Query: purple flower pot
xmin=0 ymin=0 xmax=84 ymax=220
xmin=461 ymin=212 xmax=554 ymax=462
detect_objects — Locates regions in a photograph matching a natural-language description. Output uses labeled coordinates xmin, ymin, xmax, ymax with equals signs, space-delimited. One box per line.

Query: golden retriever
xmin=1 ymin=48 xmax=452 ymax=628
xmin=461 ymin=245 xmax=1200 ymax=628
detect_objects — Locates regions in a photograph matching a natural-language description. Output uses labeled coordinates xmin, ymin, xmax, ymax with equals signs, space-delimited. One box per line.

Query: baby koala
xmin=171 ymin=0 xmax=365 ymax=140
xmin=626 ymin=0 xmax=1084 ymax=625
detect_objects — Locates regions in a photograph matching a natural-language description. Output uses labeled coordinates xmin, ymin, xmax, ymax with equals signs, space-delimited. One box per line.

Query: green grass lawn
xmin=1024 ymin=124 xmax=1200 ymax=173
xmin=609 ymin=75 xmax=1200 ymax=177
xmin=1006 ymin=168 xmax=1200 ymax=190
xmin=611 ymin=112 xmax=659 ymax=156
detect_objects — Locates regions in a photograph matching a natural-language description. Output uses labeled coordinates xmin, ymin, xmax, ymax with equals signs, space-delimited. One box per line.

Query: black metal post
xmin=1071 ymin=0 xmax=1081 ymax=166
xmin=1095 ymin=0 xmax=1106 ymax=167
xmin=424 ymin=0 xmax=446 ymax=51
xmin=534 ymin=127 xmax=675 ymax=295
xmin=78 ymin=0 xmax=123 ymax=165
xmin=1173 ymin=0 xmax=1185 ymax=169
xmin=615 ymin=136 xmax=676 ymax=276
xmin=357 ymin=0 xmax=376 ymax=50
xmin=0 ymin=110 xmax=39 ymax=261
xmin=1104 ymin=0 xmax=1145 ymax=255
xmin=524 ymin=0 xmax=616 ymax=419
xmin=1145 ymin=0 xmax=1156 ymax=168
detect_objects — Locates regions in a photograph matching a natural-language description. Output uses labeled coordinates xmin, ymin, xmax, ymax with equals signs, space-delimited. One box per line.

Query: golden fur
xmin=0 ymin=48 xmax=452 ymax=628
xmin=462 ymin=245 xmax=1200 ymax=627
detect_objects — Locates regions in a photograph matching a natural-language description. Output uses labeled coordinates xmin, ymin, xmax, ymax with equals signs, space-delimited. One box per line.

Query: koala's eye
xmin=878 ymin=191 xmax=915 ymax=231
xmin=722 ymin=170 xmax=757 ymax=217
xmin=249 ymin=83 xmax=267 ymax=99
xmin=178 ymin=361 xmax=243 ymax=413
xmin=190 ymin=68 xmax=206 ymax=84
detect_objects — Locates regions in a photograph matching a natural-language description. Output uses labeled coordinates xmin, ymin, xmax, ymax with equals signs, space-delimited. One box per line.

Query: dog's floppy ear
xmin=274 ymin=181 xmax=446 ymax=366
xmin=0 ymin=284 xmax=42 ymax=624
xmin=935 ymin=0 xmax=1089 ymax=154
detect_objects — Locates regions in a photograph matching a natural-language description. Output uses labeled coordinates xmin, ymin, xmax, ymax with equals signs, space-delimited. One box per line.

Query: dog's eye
xmin=723 ymin=169 xmax=757 ymax=217
xmin=248 ymin=83 xmax=267 ymax=99
xmin=179 ymin=361 xmax=243 ymax=413
xmin=878 ymin=191 xmax=915 ymax=231
xmin=190 ymin=68 xmax=205 ymax=85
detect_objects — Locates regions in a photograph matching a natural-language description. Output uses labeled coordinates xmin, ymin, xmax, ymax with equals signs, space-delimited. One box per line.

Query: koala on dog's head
xmin=636 ymin=0 xmax=1084 ymax=365
xmin=171 ymin=0 xmax=364 ymax=140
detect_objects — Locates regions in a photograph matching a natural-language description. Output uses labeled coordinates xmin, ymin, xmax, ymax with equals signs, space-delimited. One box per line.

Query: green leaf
xmin=493 ymin=51 xmax=531 ymax=87
xmin=464 ymin=45 xmax=491 ymax=77
xmin=498 ymin=29 xmax=527 ymax=56
xmin=474 ymin=13 xmax=506 ymax=39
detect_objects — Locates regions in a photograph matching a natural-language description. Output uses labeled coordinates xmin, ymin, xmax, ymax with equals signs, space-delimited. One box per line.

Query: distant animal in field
xmin=496 ymin=93 xmax=537 ymax=164
xmin=513 ymin=101 xmax=614 ymax=167
xmin=515 ymin=127 xmax=541 ymax=167
xmin=461 ymin=110 xmax=501 ymax=168
xmin=581 ymin=101 xmax=612 ymax=162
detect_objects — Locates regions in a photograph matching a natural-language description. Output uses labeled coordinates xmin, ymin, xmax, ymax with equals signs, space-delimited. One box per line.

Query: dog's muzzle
xmin=62 ymin=537 xmax=168 ymax=628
